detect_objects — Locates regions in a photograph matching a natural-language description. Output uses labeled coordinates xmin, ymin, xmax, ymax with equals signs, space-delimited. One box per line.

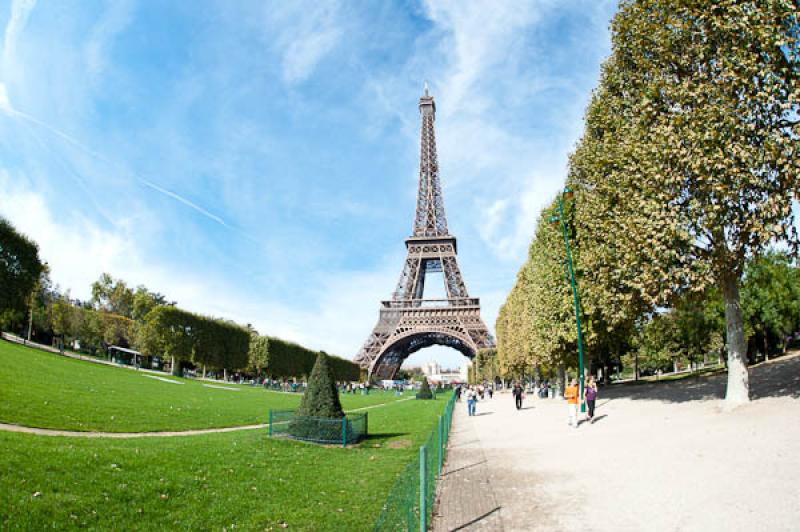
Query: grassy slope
xmin=0 ymin=340 xmax=405 ymax=432
xmin=0 ymin=340 xmax=452 ymax=530
xmin=0 ymin=396 xmax=448 ymax=530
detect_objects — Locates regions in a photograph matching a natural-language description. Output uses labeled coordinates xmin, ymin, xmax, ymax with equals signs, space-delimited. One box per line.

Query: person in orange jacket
xmin=564 ymin=378 xmax=579 ymax=428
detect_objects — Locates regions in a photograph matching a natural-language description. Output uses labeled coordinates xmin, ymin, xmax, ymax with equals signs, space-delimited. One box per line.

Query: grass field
xmin=0 ymin=340 xmax=451 ymax=530
xmin=0 ymin=340 xmax=407 ymax=432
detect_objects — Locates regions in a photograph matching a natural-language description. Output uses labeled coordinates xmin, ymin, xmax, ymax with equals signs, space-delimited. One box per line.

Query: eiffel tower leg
xmin=441 ymin=256 xmax=469 ymax=299
xmin=394 ymin=256 xmax=423 ymax=301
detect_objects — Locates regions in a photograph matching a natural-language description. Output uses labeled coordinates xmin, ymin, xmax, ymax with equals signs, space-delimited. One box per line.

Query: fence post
xmin=341 ymin=417 xmax=348 ymax=448
xmin=268 ymin=410 xmax=273 ymax=437
xmin=438 ymin=416 xmax=444 ymax=475
xmin=420 ymin=445 xmax=427 ymax=532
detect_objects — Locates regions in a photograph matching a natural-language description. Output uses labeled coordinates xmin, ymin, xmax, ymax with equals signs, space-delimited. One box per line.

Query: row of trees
xmin=247 ymin=333 xmax=360 ymax=381
xmin=136 ymin=305 xmax=250 ymax=376
xmin=0 ymin=217 xmax=360 ymax=381
xmin=497 ymin=0 xmax=800 ymax=405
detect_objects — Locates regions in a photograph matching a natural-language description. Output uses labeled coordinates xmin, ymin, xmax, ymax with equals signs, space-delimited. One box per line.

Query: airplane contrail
xmin=0 ymin=95 xmax=232 ymax=229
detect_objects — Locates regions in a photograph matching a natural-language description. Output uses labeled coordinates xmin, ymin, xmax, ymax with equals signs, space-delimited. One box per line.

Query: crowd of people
xmin=456 ymin=376 xmax=600 ymax=427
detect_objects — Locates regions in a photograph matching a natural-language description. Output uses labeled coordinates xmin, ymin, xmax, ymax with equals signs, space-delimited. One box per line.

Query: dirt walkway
xmin=434 ymin=354 xmax=800 ymax=531
xmin=0 ymin=397 xmax=414 ymax=439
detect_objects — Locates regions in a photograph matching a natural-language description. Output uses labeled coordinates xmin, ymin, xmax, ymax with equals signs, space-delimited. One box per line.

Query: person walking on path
xmin=512 ymin=382 xmax=524 ymax=410
xmin=564 ymin=378 xmax=579 ymax=428
xmin=466 ymin=386 xmax=477 ymax=416
xmin=585 ymin=376 xmax=598 ymax=423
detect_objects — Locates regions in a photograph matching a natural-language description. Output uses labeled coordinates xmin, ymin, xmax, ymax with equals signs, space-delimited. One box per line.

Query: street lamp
xmin=549 ymin=187 xmax=586 ymax=413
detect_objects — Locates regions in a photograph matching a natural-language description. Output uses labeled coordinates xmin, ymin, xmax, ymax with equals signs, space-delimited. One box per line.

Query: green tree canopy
xmin=568 ymin=0 xmax=800 ymax=405
xmin=0 ymin=217 xmax=44 ymax=331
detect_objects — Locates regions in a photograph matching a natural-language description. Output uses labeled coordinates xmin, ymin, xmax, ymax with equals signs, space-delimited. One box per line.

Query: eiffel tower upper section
xmin=413 ymin=84 xmax=448 ymax=238
xmin=355 ymin=86 xmax=493 ymax=379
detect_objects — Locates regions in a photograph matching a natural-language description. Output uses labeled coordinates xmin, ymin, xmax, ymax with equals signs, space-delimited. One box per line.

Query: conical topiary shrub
xmin=289 ymin=352 xmax=346 ymax=441
xmin=296 ymin=351 xmax=344 ymax=418
xmin=416 ymin=378 xmax=434 ymax=400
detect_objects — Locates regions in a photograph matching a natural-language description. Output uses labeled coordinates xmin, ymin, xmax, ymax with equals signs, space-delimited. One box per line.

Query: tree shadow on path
xmin=600 ymin=353 xmax=800 ymax=404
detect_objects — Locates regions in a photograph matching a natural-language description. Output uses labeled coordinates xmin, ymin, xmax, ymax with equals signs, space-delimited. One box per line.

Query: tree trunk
xmin=202 ymin=365 xmax=206 ymax=379
xmin=634 ymin=351 xmax=639 ymax=381
xmin=534 ymin=364 xmax=542 ymax=390
xmin=224 ymin=368 xmax=228 ymax=382
xmin=171 ymin=356 xmax=180 ymax=376
xmin=721 ymin=271 xmax=750 ymax=405
xmin=557 ymin=363 xmax=566 ymax=398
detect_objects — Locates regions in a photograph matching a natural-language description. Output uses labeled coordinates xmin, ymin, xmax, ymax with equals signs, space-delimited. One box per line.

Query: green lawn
xmin=0 ymin=340 xmax=407 ymax=432
xmin=0 ymin=396 xmax=448 ymax=530
xmin=0 ymin=339 xmax=452 ymax=530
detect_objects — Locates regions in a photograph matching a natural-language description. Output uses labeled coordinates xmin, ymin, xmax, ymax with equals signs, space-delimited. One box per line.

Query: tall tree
xmin=571 ymin=0 xmax=800 ymax=405
xmin=0 ymin=217 xmax=44 ymax=331
xmin=91 ymin=273 xmax=134 ymax=317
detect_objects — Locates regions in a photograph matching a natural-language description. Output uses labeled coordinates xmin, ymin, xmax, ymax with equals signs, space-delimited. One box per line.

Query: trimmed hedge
xmin=252 ymin=335 xmax=360 ymax=381
xmin=136 ymin=306 xmax=360 ymax=380
xmin=136 ymin=306 xmax=250 ymax=372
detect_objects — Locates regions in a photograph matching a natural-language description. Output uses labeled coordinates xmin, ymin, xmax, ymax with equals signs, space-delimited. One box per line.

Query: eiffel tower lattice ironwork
xmin=355 ymin=86 xmax=494 ymax=379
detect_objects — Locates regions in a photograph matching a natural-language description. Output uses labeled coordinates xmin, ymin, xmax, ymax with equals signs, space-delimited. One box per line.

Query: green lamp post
xmin=549 ymin=186 xmax=586 ymax=413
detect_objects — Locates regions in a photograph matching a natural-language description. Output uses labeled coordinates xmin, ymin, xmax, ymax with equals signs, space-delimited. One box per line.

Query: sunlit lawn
xmin=0 ymin=340 xmax=407 ymax=432
xmin=0 ymin=340 xmax=451 ymax=530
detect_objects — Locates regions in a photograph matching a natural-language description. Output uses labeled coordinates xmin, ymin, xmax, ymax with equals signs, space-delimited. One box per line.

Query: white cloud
xmin=84 ymin=0 xmax=135 ymax=76
xmin=0 ymin=81 xmax=10 ymax=111
xmin=263 ymin=2 xmax=344 ymax=85
xmin=2 ymin=0 xmax=36 ymax=73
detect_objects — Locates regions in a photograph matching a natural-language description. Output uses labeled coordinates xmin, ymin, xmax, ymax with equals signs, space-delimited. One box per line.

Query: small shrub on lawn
xmin=416 ymin=379 xmax=433 ymax=400
xmin=289 ymin=352 xmax=345 ymax=440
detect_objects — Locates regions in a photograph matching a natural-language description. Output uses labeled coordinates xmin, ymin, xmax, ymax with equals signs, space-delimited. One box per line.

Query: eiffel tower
xmin=355 ymin=85 xmax=494 ymax=379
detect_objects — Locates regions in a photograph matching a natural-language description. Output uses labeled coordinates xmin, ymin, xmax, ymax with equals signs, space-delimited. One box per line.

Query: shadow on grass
xmin=601 ymin=353 xmax=800 ymax=404
xmin=359 ymin=432 xmax=410 ymax=446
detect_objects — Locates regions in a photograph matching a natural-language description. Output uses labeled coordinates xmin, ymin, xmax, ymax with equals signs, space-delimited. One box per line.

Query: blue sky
xmin=0 ymin=0 xmax=618 ymax=369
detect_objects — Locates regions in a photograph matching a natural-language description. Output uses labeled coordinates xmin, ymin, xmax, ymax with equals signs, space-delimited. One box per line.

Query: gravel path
xmin=434 ymin=352 xmax=800 ymax=531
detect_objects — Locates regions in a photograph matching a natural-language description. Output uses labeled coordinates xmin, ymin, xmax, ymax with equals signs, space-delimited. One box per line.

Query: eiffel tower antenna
xmin=355 ymin=87 xmax=494 ymax=379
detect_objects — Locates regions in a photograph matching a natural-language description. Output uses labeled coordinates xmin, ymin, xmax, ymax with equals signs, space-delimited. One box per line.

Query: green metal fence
xmin=374 ymin=391 xmax=457 ymax=531
xmin=268 ymin=410 xmax=368 ymax=447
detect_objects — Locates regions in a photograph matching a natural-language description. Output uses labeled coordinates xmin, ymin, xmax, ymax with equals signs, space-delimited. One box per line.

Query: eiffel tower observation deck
xmin=355 ymin=85 xmax=494 ymax=380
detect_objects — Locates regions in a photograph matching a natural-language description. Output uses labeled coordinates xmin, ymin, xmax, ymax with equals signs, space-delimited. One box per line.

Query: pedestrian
xmin=466 ymin=386 xmax=477 ymax=416
xmin=512 ymin=382 xmax=524 ymax=410
xmin=585 ymin=376 xmax=598 ymax=423
xmin=564 ymin=378 xmax=579 ymax=428
xmin=487 ymin=386 xmax=493 ymax=399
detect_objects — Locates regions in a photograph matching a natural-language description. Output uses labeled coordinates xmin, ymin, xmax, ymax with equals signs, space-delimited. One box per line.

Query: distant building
xmin=421 ymin=360 xmax=468 ymax=385
xmin=423 ymin=361 xmax=441 ymax=377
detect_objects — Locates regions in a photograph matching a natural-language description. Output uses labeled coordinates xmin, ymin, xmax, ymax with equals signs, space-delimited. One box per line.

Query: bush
xmin=416 ymin=379 xmax=433 ymax=400
xmin=290 ymin=352 xmax=344 ymax=440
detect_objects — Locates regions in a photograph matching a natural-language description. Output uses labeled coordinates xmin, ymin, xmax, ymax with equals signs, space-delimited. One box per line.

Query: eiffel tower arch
xmin=355 ymin=86 xmax=494 ymax=380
